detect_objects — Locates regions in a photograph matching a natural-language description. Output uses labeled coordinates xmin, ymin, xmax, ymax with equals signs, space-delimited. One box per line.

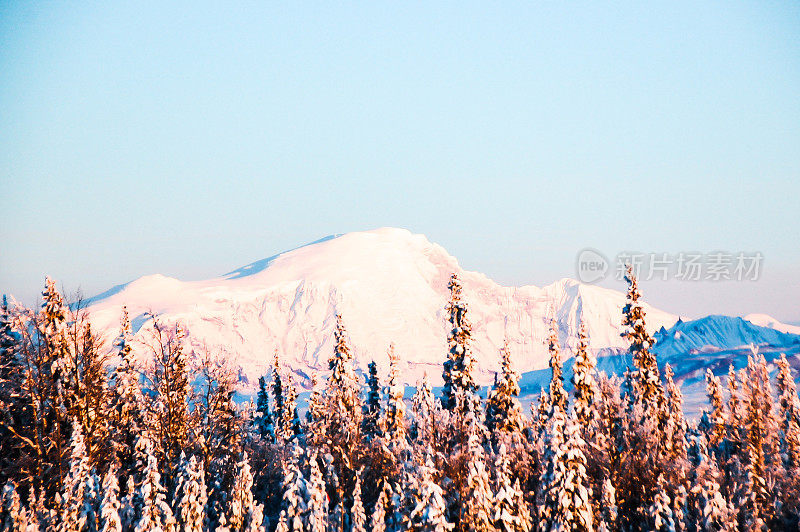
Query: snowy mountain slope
xmin=743 ymin=313 xmax=800 ymax=335
xmin=85 ymin=227 xmax=680 ymax=389
xmin=652 ymin=315 xmax=800 ymax=361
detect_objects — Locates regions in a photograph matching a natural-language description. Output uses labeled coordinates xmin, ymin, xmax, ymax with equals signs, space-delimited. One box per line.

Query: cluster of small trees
xmin=0 ymin=270 xmax=799 ymax=531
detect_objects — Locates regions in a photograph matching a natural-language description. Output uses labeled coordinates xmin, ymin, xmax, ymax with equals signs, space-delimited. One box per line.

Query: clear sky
xmin=1 ymin=1 xmax=799 ymax=321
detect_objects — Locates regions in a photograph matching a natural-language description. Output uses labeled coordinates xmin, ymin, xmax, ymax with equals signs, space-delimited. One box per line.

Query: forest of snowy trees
xmin=1 ymin=269 xmax=799 ymax=531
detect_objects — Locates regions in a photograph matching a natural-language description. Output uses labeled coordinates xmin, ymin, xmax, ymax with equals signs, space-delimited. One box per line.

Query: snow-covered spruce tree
xmin=350 ymin=472 xmax=366 ymax=532
xmin=620 ymin=266 xmax=662 ymax=419
xmin=11 ymin=277 xmax=75 ymax=498
xmin=304 ymin=373 xmax=325 ymax=448
xmin=119 ymin=475 xmax=138 ymax=532
xmin=0 ymin=295 xmax=29 ymax=494
xmin=305 ymin=454 xmax=327 ymax=532
xmin=275 ymin=447 xmax=308 ymax=532
xmin=99 ymin=466 xmax=122 ymax=532
xmin=776 ymin=353 xmax=800 ymax=470
xmin=685 ymin=430 xmax=734 ymax=531
xmin=570 ymin=323 xmax=598 ymax=438
xmin=705 ymin=369 xmax=726 ymax=453
xmin=370 ymin=480 xmax=390 ymax=532
xmin=492 ymin=444 xmax=531 ymax=532
xmin=531 ymin=389 xmax=551 ymax=452
xmin=196 ymin=351 xmax=244 ymax=519
xmin=547 ymin=320 xmax=568 ymax=415
xmin=382 ymin=345 xmax=408 ymax=451
xmin=648 ymin=476 xmax=675 ymax=532
xmin=597 ymin=478 xmax=618 ymax=532
xmin=539 ymin=410 xmax=593 ymax=532
xmin=320 ymin=314 xmax=363 ymax=517
xmin=442 ymin=273 xmax=478 ymax=413
xmin=109 ymin=307 xmax=148 ymax=490
xmin=410 ymin=373 xmax=436 ymax=445
xmin=593 ymin=375 xmax=623 ymax=475
xmin=173 ymin=453 xmax=206 ymax=532
xmin=742 ymin=353 xmax=777 ymax=528
xmin=1 ymin=481 xmax=33 ymax=532
xmin=62 ymin=311 xmax=111 ymax=478
xmin=407 ymin=452 xmax=452 ymax=532
xmin=271 ymin=350 xmax=285 ymax=440
xmin=323 ymin=315 xmax=363 ymax=442
xmin=255 ymin=376 xmax=275 ymax=443
xmin=663 ymin=364 xmax=686 ymax=462
xmin=60 ymin=421 xmax=96 ymax=532
xmin=363 ymin=360 xmax=382 ymax=441
xmin=146 ymin=318 xmax=192 ymax=490
xmin=323 ymin=453 xmax=344 ymax=531
xmin=221 ymin=452 xmax=265 ymax=532
xmin=279 ymin=372 xmax=301 ymax=443
xmin=134 ymin=437 xmax=175 ymax=532
xmin=486 ymin=340 xmax=524 ymax=441
xmin=461 ymin=433 xmax=493 ymax=531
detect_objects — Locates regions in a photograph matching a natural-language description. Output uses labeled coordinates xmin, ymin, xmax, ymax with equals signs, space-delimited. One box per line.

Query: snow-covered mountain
xmin=84 ymin=227 xmax=679 ymax=389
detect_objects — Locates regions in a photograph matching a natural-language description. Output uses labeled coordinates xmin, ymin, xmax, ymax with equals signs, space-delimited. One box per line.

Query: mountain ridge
xmin=81 ymin=228 xmax=794 ymax=392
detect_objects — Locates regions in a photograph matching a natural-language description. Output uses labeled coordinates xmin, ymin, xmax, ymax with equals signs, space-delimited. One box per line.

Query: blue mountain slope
xmin=519 ymin=315 xmax=800 ymax=397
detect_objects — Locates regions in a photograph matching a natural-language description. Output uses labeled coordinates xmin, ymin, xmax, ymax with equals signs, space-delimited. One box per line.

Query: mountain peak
xmin=83 ymin=228 xmax=678 ymax=389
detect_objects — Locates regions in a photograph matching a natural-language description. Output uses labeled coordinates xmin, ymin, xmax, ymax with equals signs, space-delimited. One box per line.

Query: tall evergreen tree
xmin=407 ymin=454 xmax=452 ymax=532
xmin=410 ymin=374 xmax=436 ymax=445
xmin=275 ymin=448 xmax=307 ymax=532
xmin=350 ymin=472 xmax=366 ymax=532
xmin=492 ymin=444 xmax=530 ymax=532
xmin=620 ymin=266 xmax=661 ymax=418
xmin=486 ymin=340 xmax=524 ymax=439
xmin=254 ymin=376 xmax=275 ymax=443
xmin=109 ymin=307 xmax=147 ymax=490
xmin=705 ymin=369 xmax=726 ymax=452
xmin=382 ymin=345 xmax=407 ymax=450
xmin=225 ymin=453 xmax=265 ymax=532
xmin=663 ymin=364 xmax=686 ymax=462
xmin=547 ymin=321 xmax=567 ymax=415
xmin=173 ymin=454 xmax=206 ymax=532
xmin=539 ymin=411 xmax=593 ymax=532
xmin=462 ymin=434 xmax=493 ymax=531
xmin=1 ymin=481 xmax=33 ymax=532
xmin=648 ymin=476 xmax=675 ymax=532
xmin=321 ymin=314 xmax=363 ymax=494
xmin=147 ymin=319 xmax=192 ymax=491
xmin=363 ymin=360 xmax=382 ymax=440
xmin=571 ymin=323 xmax=598 ymax=436
xmin=134 ymin=437 xmax=175 ymax=532
xmin=305 ymin=454 xmax=327 ymax=532
xmin=99 ymin=467 xmax=122 ymax=532
xmin=60 ymin=422 xmax=94 ymax=532
xmin=775 ymin=354 xmax=800 ymax=470
xmin=370 ymin=480 xmax=390 ymax=532
xmin=271 ymin=350 xmax=285 ymax=439
xmin=442 ymin=273 xmax=477 ymax=412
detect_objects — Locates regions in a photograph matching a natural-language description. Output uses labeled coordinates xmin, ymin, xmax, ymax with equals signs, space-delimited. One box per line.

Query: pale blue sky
xmin=1 ymin=1 xmax=799 ymax=320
